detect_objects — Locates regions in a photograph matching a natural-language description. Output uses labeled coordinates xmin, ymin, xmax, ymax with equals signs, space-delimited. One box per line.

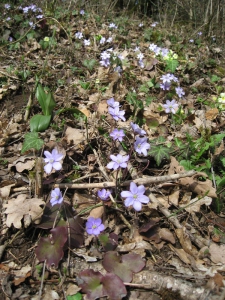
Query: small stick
xmin=53 ymin=170 xmax=196 ymax=189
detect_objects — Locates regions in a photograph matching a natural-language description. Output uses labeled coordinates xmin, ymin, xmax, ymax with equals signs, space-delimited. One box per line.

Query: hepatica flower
xmin=75 ymin=31 xmax=83 ymax=39
xmin=134 ymin=136 xmax=150 ymax=156
xmin=107 ymin=154 xmax=129 ymax=170
xmin=107 ymin=97 xmax=120 ymax=108
xmin=175 ymin=87 xmax=185 ymax=98
xmin=108 ymin=107 xmax=126 ymax=121
xmin=162 ymin=99 xmax=179 ymax=114
xmin=110 ymin=128 xmax=125 ymax=142
xmin=130 ymin=122 xmax=146 ymax=135
xmin=98 ymin=189 xmax=111 ymax=200
xmin=50 ymin=188 xmax=63 ymax=206
xmin=86 ymin=217 xmax=105 ymax=235
xmin=44 ymin=148 xmax=64 ymax=174
xmin=121 ymin=182 xmax=149 ymax=211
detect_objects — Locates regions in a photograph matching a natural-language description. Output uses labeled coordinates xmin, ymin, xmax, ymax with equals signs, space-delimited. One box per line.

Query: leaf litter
xmin=0 ymin=2 xmax=225 ymax=300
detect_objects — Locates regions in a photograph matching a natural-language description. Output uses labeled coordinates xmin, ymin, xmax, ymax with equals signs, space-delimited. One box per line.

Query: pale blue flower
xmin=109 ymin=23 xmax=117 ymax=29
xmin=110 ymin=128 xmax=125 ymax=142
xmin=98 ymin=189 xmax=111 ymax=200
xmin=84 ymin=39 xmax=90 ymax=46
xmin=160 ymin=82 xmax=171 ymax=91
xmin=139 ymin=23 xmax=143 ymax=27
xmin=108 ymin=107 xmax=126 ymax=121
xmin=5 ymin=4 xmax=10 ymax=9
xmin=107 ymin=37 xmax=113 ymax=43
xmin=50 ymin=188 xmax=63 ymax=206
xmin=121 ymin=182 xmax=149 ymax=211
xmin=101 ymin=51 xmax=110 ymax=60
xmin=107 ymin=97 xmax=120 ymax=108
xmin=86 ymin=217 xmax=105 ymax=235
xmin=130 ymin=122 xmax=146 ymax=135
xmin=137 ymin=53 xmax=144 ymax=60
xmin=100 ymin=58 xmax=110 ymax=67
xmin=100 ymin=36 xmax=106 ymax=44
xmin=44 ymin=148 xmax=64 ymax=174
xmin=134 ymin=136 xmax=150 ymax=156
xmin=175 ymin=87 xmax=185 ymax=98
xmin=80 ymin=9 xmax=85 ymax=15
xmin=107 ymin=154 xmax=129 ymax=170
xmin=149 ymin=43 xmax=157 ymax=51
xmin=162 ymin=99 xmax=179 ymax=114
xmin=36 ymin=14 xmax=43 ymax=19
xmin=198 ymin=31 xmax=202 ymax=36
xmin=139 ymin=60 xmax=144 ymax=68
xmin=189 ymin=39 xmax=194 ymax=43
xmin=75 ymin=32 xmax=83 ymax=39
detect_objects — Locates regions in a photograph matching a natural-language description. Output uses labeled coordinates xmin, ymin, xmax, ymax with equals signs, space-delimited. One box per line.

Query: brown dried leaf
xmin=159 ymin=228 xmax=175 ymax=244
xmin=3 ymin=194 xmax=44 ymax=228
xmin=175 ymin=228 xmax=198 ymax=258
xmin=65 ymin=127 xmax=86 ymax=145
xmin=209 ymin=243 xmax=225 ymax=264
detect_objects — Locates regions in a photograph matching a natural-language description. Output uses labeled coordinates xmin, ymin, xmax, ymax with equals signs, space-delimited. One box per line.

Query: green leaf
xmin=21 ymin=132 xmax=44 ymax=154
xmin=67 ymin=293 xmax=82 ymax=300
xmin=36 ymin=84 xmax=56 ymax=115
xmin=148 ymin=144 xmax=170 ymax=166
xmin=180 ymin=160 xmax=195 ymax=170
xmin=165 ymin=59 xmax=179 ymax=73
xmin=82 ymin=59 xmax=96 ymax=71
xmin=30 ymin=114 xmax=51 ymax=132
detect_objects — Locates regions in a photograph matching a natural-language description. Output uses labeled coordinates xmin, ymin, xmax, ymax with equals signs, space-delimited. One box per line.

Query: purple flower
xmin=107 ymin=97 xmax=120 ymax=108
xmin=110 ymin=128 xmax=125 ymax=142
xmin=175 ymin=86 xmax=185 ymax=98
xmin=107 ymin=154 xmax=129 ymax=170
xmin=80 ymin=9 xmax=85 ymax=15
xmin=108 ymin=107 xmax=126 ymax=121
xmin=121 ymin=182 xmax=149 ymax=211
xmin=198 ymin=31 xmax=202 ymax=36
xmin=101 ymin=51 xmax=110 ymax=60
xmin=189 ymin=39 xmax=194 ymax=43
xmin=107 ymin=37 xmax=113 ymax=43
xmin=100 ymin=36 xmax=106 ymax=44
xmin=75 ymin=32 xmax=83 ymax=39
xmin=138 ymin=60 xmax=144 ymax=68
xmin=137 ymin=53 xmax=144 ymax=60
xmin=114 ymin=66 xmax=122 ymax=74
xmin=160 ymin=82 xmax=171 ymax=91
xmin=100 ymin=58 xmax=110 ymax=67
xmin=162 ymin=99 xmax=179 ymax=114
xmin=130 ymin=122 xmax=146 ymax=135
xmin=44 ymin=148 xmax=64 ymax=174
xmin=86 ymin=217 xmax=105 ymax=235
xmin=134 ymin=136 xmax=150 ymax=156
xmin=5 ymin=4 xmax=10 ymax=9
xmin=98 ymin=189 xmax=111 ymax=200
xmin=109 ymin=23 xmax=117 ymax=29
xmin=149 ymin=43 xmax=157 ymax=51
xmin=161 ymin=48 xmax=169 ymax=57
xmin=84 ymin=39 xmax=90 ymax=46
xmin=160 ymin=73 xmax=173 ymax=84
xmin=50 ymin=188 xmax=63 ymax=206
xmin=36 ymin=14 xmax=43 ymax=19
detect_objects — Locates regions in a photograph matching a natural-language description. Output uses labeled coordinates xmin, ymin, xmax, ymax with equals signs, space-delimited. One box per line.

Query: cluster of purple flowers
xmin=75 ymin=31 xmax=91 ymax=47
xmin=100 ymin=50 xmax=111 ymax=67
xmin=19 ymin=4 xmax=42 ymax=14
xmin=149 ymin=43 xmax=169 ymax=58
xmin=107 ymin=97 xmax=126 ymax=121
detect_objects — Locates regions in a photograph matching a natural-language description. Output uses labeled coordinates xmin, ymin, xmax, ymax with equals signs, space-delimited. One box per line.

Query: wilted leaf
xmin=77 ymin=269 xmax=127 ymax=300
xmin=37 ymin=202 xmax=84 ymax=248
xmin=3 ymin=194 xmax=44 ymax=228
xmin=35 ymin=226 xmax=67 ymax=268
xmin=102 ymin=251 xmax=145 ymax=282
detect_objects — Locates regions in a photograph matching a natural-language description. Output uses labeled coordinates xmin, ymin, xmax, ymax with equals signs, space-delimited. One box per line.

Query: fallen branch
xmin=53 ymin=170 xmax=196 ymax=189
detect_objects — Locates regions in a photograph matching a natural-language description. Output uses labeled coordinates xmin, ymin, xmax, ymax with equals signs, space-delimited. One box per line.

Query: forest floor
xmin=1 ymin=2 xmax=225 ymax=300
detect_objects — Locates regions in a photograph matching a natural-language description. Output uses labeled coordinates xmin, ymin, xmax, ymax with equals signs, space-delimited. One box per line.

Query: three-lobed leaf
xmin=21 ymin=132 xmax=44 ymax=154
xmin=35 ymin=226 xmax=67 ymax=268
xmin=102 ymin=251 xmax=145 ymax=282
xmin=148 ymin=144 xmax=170 ymax=166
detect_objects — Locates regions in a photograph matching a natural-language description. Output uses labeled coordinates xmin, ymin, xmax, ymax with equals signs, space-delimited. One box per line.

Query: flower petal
xmin=137 ymin=185 xmax=145 ymax=194
xmin=44 ymin=163 xmax=52 ymax=174
xmin=133 ymin=201 xmax=142 ymax=211
xmin=124 ymin=197 xmax=134 ymax=207
xmin=44 ymin=151 xmax=52 ymax=159
xmin=130 ymin=182 xmax=138 ymax=194
xmin=139 ymin=195 xmax=150 ymax=204
xmin=53 ymin=162 xmax=62 ymax=171
xmin=107 ymin=161 xmax=115 ymax=169
xmin=121 ymin=191 xmax=133 ymax=198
